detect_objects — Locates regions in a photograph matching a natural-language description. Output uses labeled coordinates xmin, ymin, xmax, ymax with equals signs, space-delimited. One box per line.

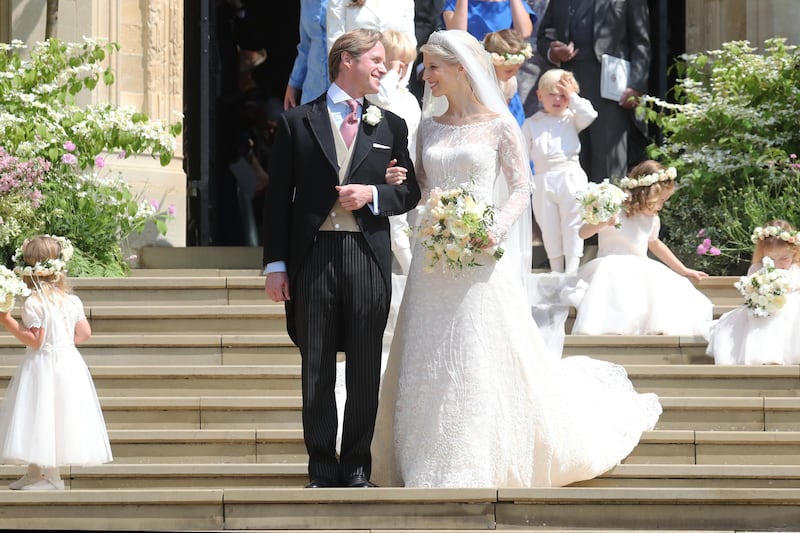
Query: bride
xmin=370 ymin=29 xmax=662 ymax=488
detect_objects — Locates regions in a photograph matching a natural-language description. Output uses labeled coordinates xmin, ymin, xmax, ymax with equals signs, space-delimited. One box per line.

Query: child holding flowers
xmin=522 ymin=68 xmax=597 ymax=273
xmin=0 ymin=235 xmax=112 ymax=490
xmin=572 ymin=160 xmax=713 ymax=335
xmin=707 ymin=220 xmax=800 ymax=365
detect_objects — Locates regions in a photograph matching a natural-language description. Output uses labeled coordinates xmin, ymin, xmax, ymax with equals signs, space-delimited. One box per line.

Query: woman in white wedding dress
xmin=370 ymin=30 xmax=661 ymax=489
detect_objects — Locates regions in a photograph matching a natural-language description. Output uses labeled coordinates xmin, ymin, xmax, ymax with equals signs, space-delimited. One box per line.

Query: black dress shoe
xmin=344 ymin=474 xmax=375 ymax=488
xmin=305 ymin=478 xmax=337 ymax=488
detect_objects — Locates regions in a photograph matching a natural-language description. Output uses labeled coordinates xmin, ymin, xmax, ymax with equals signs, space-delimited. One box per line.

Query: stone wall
xmin=5 ymin=0 xmax=186 ymax=247
xmin=686 ymin=0 xmax=800 ymax=53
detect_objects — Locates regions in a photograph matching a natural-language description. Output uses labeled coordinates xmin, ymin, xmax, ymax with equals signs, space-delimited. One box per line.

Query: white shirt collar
xmin=328 ymin=83 xmax=364 ymax=106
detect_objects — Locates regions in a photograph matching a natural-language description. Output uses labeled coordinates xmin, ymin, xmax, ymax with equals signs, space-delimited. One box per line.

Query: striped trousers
xmin=293 ymin=231 xmax=389 ymax=483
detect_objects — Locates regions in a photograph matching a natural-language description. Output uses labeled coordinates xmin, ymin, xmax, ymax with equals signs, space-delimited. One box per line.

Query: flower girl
xmin=0 ymin=235 xmax=112 ymax=490
xmin=707 ymin=220 xmax=800 ymax=365
xmin=572 ymin=160 xmax=713 ymax=335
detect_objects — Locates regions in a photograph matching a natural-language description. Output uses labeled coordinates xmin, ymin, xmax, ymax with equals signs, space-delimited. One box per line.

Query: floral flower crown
xmin=486 ymin=43 xmax=533 ymax=66
xmin=618 ymin=166 xmax=678 ymax=190
xmin=750 ymin=225 xmax=800 ymax=246
xmin=12 ymin=235 xmax=74 ymax=277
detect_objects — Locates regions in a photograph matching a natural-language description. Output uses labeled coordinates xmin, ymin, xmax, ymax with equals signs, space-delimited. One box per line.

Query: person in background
xmin=442 ymin=0 xmax=535 ymax=41
xmin=536 ymin=0 xmax=651 ymax=183
xmin=522 ymin=69 xmax=596 ymax=273
xmin=483 ymin=28 xmax=533 ymax=126
xmin=285 ymin=0 xmax=329 ymax=108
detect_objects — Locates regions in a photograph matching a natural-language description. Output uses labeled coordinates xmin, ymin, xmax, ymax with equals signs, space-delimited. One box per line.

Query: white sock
xmin=565 ymin=255 xmax=581 ymax=274
xmin=42 ymin=466 xmax=61 ymax=483
xmin=549 ymin=255 xmax=565 ymax=273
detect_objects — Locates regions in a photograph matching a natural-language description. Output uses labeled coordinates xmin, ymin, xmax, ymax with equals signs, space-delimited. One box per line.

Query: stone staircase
xmin=0 ymin=263 xmax=799 ymax=531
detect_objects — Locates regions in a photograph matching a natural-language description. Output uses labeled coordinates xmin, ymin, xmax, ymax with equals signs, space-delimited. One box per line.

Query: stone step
xmin=70 ymin=276 xmax=265 ymax=305
xmin=0 ymin=334 xmax=711 ymax=367
xmin=1 ymin=486 xmax=797 ymax=531
xmin=2 ymin=364 xmax=797 ymax=397
xmin=3 ymin=428 xmax=790 ymax=466
xmin=7 ymin=462 xmax=800 ymax=491
xmin=0 ymin=334 xmax=300 ymax=366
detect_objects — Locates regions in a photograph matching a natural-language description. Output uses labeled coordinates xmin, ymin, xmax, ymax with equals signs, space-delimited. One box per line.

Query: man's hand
xmin=385 ymin=158 xmax=408 ymax=185
xmin=619 ymin=87 xmax=642 ymax=109
xmin=548 ymin=40 xmax=578 ymax=64
xmin=265 ymin=272 xmax=291 ymax=302
xmin=284 ymin=85 xmax=300 ymax=110
xmin=336 ymin=184 xmax=373 ymax=211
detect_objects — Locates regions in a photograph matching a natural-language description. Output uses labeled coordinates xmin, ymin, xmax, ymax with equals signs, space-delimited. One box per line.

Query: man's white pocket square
xmin=372 ymin=143 xmax=391 ymax=149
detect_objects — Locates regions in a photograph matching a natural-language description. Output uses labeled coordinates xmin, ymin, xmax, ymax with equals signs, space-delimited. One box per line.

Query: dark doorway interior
xmin=184 ymin=0 xmax=299 ymax=246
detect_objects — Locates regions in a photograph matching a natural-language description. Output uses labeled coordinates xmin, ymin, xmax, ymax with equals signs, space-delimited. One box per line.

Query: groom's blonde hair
xmin=329 ymin=29 xmax=383 ymax=82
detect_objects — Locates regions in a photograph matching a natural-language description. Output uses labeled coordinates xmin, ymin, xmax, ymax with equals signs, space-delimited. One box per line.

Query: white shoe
xmin=8 ymin=474 xmax=40 ymax=490
xmin=20 ymin=478 xmax=65 ymax=490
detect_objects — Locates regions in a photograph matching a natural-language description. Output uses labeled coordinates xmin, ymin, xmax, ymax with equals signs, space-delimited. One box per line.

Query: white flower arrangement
xmin=750 ymin=225 xmax=800 ymax=246
xmin=12 ymin=235 xmax=74 ymax=278
xmin=414 ymin=184 xmax=504 ymax=273
xmin=618 ymin=166 xmax=678 ymax=190
xmin=487 ymin=43 xmax=533 ymax=66
xmin=575 ymin=179 xmax=628 ymax=227
xmin=0 ymin=265 xmax=30 ymax=312
xmin=363 ymin=105 xmax=382 ymax=126
xmin=734 ymin=256 xmax=797 ymax=317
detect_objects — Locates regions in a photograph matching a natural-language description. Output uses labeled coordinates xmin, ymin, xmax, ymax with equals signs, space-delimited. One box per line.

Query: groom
xmin=263 ymin=29 xmax=420 ymax=488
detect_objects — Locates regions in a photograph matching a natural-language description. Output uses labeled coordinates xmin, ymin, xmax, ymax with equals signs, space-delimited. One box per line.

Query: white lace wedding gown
xmin=371 ymin=116 xmax=662 ymax=488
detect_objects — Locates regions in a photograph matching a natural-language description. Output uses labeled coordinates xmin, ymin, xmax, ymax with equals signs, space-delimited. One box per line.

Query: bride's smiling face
xmin=422 ymin=53 xmax=462 ymax=97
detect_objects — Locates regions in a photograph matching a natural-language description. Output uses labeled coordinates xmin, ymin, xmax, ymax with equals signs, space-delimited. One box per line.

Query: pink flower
xmin=696 ymin=228 xmax=706 ymax=237
xmin=702 ymin=238 xmax=711 ymax=247
xmin=709 ymin=247 xmax=721 ymax=256
xmin=167 ymin=204 xmax=176 ymax=215
xmin=61 ymin=153 xmax=77 ymax=165
xmin=696 ymin=243 xmax=709 ymax=255
xmin=791 ymin=154 xmax=797 ymax=159
xmin=95 ymin=156 xmax=105 ymax=168
xmin=150 ymin=199 xmax=159 ymax=210
xmin=118 ymin=150 xmax=127 ymax=159
xmin=63 ymin=141 xmax=76 ymax=152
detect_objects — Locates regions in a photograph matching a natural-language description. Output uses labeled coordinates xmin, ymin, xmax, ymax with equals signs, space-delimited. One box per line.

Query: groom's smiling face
xmin=343 ymin=42 xmax=387 ymax=97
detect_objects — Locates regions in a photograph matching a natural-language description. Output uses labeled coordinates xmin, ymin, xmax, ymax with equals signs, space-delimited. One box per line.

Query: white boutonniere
xmin=363 ymin=105 xmax=382 ymax=126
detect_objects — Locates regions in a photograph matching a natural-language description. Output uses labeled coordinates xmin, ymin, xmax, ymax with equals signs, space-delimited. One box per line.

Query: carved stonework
xmin=144 ymin=0 xmax=183 ymax=125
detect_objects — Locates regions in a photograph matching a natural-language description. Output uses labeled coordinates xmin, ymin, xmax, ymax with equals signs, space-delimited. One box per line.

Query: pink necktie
xmin=340 ymin=99 xmax=359 ymax=148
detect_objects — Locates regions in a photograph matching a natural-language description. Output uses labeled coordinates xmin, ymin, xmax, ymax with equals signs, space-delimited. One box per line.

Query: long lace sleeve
xmin=414 ymin=119 xmax=429 ymax=198
xmin=492 ymin=118 xmax=533 ymax=241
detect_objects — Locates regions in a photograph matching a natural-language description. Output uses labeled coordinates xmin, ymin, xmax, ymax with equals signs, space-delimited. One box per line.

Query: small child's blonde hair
xmin=482 ymin=29 xmax=527 ymax=55
xmin=19 ymin=235 xmax=72 ymax=292
xmin=381 ymin=30 xmax=417 ymax=66
xmin=752 ymin=219 xmax=800 ymax=266
xmin=537 ymin=69 xmax=580 ymax=94
xmin=623 ymin=160 xmax=675 ymax=216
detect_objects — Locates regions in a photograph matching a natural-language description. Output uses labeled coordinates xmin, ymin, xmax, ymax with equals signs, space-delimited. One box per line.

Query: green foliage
xmin=0 ymin=38 xmax=182 ymax=276
xmin=641 ymin=38 xmax=800 ymax=274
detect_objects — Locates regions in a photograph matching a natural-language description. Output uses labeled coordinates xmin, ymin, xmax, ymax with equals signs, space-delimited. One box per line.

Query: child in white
xmin=708 ymin=220 xmax=800 ymax=365
xmin=368 ymin=29 xmax=421 ymax=275
xmin=0 ymin=235 xmax=112 ymax=490
xmin=574 ymin=161 xmax=713 ymax=335
xmin=522 ymin=69 xmax=597 ymax=273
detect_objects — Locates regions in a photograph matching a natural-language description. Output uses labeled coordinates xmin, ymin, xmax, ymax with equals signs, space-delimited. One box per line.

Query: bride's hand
xmin=476 ymin=233 xmax=497 ymax=250
xmin=385 ymin=158 xmax=408 ymax=185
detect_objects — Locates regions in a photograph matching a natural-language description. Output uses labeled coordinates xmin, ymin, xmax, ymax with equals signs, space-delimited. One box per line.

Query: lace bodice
xmin=416 ymin=115 xmax=531 ymax=241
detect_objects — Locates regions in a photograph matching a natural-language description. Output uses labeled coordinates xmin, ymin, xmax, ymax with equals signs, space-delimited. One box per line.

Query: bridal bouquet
xmin=575 ymin=179 xmax=627 ymax=227
xmin=734 ymin=257 xmax=796 ymax=317
xmin=0 ymin=265 xmax=30 ymax=312
xmin=415 ymin=184 xmax=504 ymax=273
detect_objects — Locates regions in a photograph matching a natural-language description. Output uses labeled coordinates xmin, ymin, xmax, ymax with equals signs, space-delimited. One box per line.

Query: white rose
xmin=363 ymin=105 xmax=382 ymax=126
